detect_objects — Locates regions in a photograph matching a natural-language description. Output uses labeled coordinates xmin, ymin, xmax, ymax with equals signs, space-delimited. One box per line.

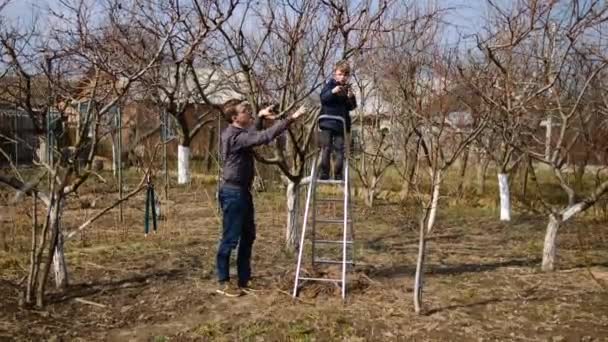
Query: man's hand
xmin=289 ymin=105 xmax=308 ymax=121
xmin=258 ymin=104 xmax=280 ymax=120
xmin=332 ymin=85 xmax=345 ymax=94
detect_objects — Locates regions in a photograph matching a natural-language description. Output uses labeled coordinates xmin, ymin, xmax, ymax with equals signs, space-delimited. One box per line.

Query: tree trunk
xmin=205 ymin=129 xmax=215 ymax=173
xmin=521 ymin=159 xmax=529 ymax=202
xmin=178 ymin=144 xmax=191 ymax=184
xmin=426 ymin=171 xmax=441 ymax=233
xmin=541 ymin=214 xmax=560 ymax=272
xmin=35 ymin=197 xmax=62 ymax=307
xmin=285 ymin=181 xmax=300 ymax=250
xmin=457 ymin=147 xmax=470 ymax=196
xmin=414 ymin=171 xmax=441 ymax=313
xmin=498 ymin=173 xmax=511 ymax=221
xmin=25 ymin=195 xmax=38 ymax=306
xmin=52 ymin=231 xmax=68 ymax=289
xmin=111 ymin=134 xmax=119 ymax=175
xmin=413 ymin=218 xmax=427 ymax=314
xmin=400 ymin=146 xmax=419 ymax=201
xmin=477 ymin=156 xmax=490 ymax=195
xmin=364 ymin=176 xmax=378 ymax=208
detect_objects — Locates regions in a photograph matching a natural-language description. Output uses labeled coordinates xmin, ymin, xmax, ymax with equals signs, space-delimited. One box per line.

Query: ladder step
xmin=313 ymin=240 xmax=353 ymax=244
xmin=316 ymin=179 xmax=345 ymax=185
xmin=298 ymin=277 xmax=342 ymax=283
xmin=316 ymin=198 xmax=344 ymax=203
xmin=301 ymin=176 xmax=347 ymax=185
xmin=315 ymin=218 xmax=352 ymax=224
xmin=314 ymin=259 xmax=354 ymax=265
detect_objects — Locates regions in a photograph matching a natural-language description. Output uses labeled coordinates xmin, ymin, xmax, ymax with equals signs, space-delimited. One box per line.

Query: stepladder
xmin=293 ymin=115 xmax=355 ymax=300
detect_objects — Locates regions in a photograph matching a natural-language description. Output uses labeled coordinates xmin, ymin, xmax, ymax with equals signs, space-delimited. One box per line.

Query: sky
xmin=3 ymin=0 xmax=488 ymax=47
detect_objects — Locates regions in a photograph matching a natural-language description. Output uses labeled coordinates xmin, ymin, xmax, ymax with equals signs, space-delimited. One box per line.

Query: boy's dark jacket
xmin=319 ymin=78 xmax=357 ymax=134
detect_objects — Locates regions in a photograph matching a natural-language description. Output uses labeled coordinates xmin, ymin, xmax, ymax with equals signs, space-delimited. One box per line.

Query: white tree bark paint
xmin=541 ymin=202 xmax=585 ymax=272
xmin=426 ymin=171 xmax=441 ymax=233
xmin=177 ymin=145 xmax=190 ymax=184
xmin=50 ymin=200 xmax=68 ymax=289
xmin=498 ymin=173 xmax=511 ymax=221
xmin=413 ymin=220 xmax=427 ymax=314
xmin=285 ymin=181 xmax=299 ymax=249
xmin=541 ymin=214 xmax=560 ymax=272
xmin=364 ymin=176 xmax=378 ymax=208
xmin=52 ymin=232 xmax=68 ymax=289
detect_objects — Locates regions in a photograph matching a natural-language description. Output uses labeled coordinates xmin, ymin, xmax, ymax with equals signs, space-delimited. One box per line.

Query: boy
xmin=318 ymin=61 xmax=357 ymax=180
xmin=216 ymin=100 xmax=306 ymax=297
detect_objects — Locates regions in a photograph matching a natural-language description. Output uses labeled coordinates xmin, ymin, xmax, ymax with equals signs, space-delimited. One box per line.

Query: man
xmin=216 ymin=100 xmax=306 ymax=297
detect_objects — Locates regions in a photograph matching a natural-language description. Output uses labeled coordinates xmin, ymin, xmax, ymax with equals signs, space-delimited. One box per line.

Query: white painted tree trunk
xmin=413 ymin=219 xmax=427 ymax=314
xmin=178 ymin=145 xmax=190 ymax=184
xmin=364 ymin=176 xmax=378 ymax=208
xmin=477 ymin=157 xmax=489 ymax=195
xmin=541 ymin=203 xmax=585 ymax=272
xmin=285 ymin=181 xmax=299 ymax=249
xmin=541 ymin=214 xmax=560 ymax=272
xmin=52 ymin=231 xmax=68 ymax=289
xmin=414 ymin=170 xmax=441 ymax=313
xmin=50 ymin=200 xmax=68 ymax=289
xmin=498 ymin=173 xmax=511 ymax=221
xmin=426 ymin=171 xmax=441 ymax=233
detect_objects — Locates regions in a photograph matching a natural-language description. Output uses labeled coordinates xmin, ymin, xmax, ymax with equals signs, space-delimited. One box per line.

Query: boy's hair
xmin=334 ymin=60 xmax=351 ymax=74
xmin=222 ymin=99 xmax=251 ymax=123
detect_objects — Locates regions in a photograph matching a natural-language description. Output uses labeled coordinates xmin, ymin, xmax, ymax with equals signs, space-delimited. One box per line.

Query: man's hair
xmin=334 ymin=60 xmax=351 ymax=74
xmin=222 ymin=99 xmax=251 ymax=123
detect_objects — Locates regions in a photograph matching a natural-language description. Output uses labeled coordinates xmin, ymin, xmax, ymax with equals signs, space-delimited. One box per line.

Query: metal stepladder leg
xmin=293 ymin=115 xmax=354 ymax=300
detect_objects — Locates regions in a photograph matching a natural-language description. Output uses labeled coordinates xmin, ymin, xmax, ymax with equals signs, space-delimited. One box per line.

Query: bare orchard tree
xmin=0 ymin=0 xmax=172 ymax=307
xmin=349 ymin=72 xmax=394 ymax=207
xmin=469 ymin=0 xmax=608 ymax=271
xmin=386 ymin=38 xmax=489 ymax=312
xmin=459 ymin=0 xmax=567 ymax=222
xmin=133 ymin=0 xmax=239 ymax=184
xmin=523 ymin=1 xmax=608 ymax=272
xmin=370 ymin=1 xmax=449 ymax=203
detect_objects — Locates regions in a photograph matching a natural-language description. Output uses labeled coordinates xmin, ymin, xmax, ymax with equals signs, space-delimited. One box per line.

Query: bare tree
xmin=466 ymin=0 xmax=608 ymax=271
xmin=0 ymin=0 xmax=172 ymax=307
xmin=131 ymin=0 xmax=240 ymax=184
xmin=350 ymin=72 xmax=394 ymax=207
xmin=401 ymin=54 xmax=489 ymax=314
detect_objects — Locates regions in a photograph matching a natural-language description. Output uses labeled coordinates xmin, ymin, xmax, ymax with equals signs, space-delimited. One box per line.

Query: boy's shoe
xmin=334 ymin=174 xmax=343 ymax=181
xmin=319 ymin=173 xmax=330 ymax=180
xmin=216 ymin=283 xmax=243 ymax=297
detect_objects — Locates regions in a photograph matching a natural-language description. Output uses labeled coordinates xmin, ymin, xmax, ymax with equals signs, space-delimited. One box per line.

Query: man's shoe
xmin=334 ymin=174 xmax=343 ymax=181
xmin=239 ymin=284 xmax=262 ymax=295
xmin=319 ymin=173 xmax=330 ymax=180
xmin=216 ymin=283 xmax=243 ymax=297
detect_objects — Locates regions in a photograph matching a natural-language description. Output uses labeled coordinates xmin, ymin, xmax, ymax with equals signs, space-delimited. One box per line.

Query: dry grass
xmin=1 ymin=171 xmax=608 ymax=341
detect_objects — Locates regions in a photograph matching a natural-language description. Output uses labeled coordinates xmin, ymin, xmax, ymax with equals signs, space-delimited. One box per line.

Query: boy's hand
xmin=347 ymin=87 xmax=355 ymax=98
xmin=289 ymin=105 xmax=308 ymax=121
xmin=332 ymin=85 xmax=345 ymax=94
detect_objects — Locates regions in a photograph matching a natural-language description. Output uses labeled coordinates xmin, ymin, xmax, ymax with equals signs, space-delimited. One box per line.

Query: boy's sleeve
xmin=232 ymin=119 xmax=291 ymax=150
xmin=320 ymin=82 xmax=336 ymax=105
xmin=346 ymin=113 xmax=352 ymax=133
xmin=347 ymin=94 xmax=357 ymax=111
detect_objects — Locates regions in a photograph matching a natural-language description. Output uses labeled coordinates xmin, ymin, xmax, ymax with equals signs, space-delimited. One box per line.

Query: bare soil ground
xmin=1 ymin=179 xmax=608 ymax=341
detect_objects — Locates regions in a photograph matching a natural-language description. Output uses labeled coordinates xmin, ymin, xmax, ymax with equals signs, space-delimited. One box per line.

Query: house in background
xmin=0 ymin=104 xmax=38 ymax=167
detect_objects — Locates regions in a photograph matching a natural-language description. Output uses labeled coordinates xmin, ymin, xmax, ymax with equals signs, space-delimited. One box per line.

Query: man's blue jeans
xmin=216 ymin=186 xmax=255 ymax=287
